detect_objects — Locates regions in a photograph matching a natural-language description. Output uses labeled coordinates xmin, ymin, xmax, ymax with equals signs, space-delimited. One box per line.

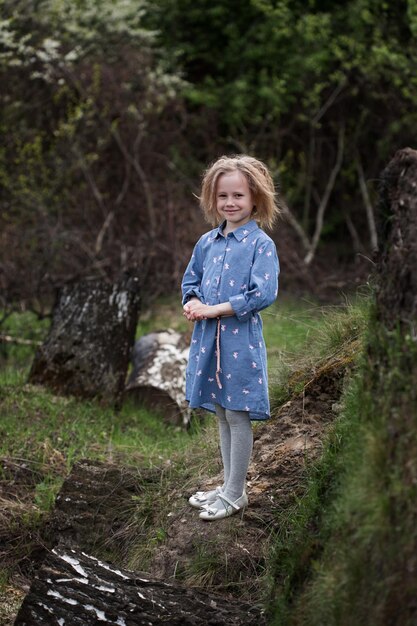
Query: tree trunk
xmin=14 ymin=544 xmax=266 ymax=625
xmin=359 ymin=146 xmax=417 ymax=624
xmin=44 ymin=460 xmax=160 ymax=561
xmin=28 ymin=274 xmax=140 ymax=405
xmin=125 ymin=330 xmax=191 ymax=426
xmin=375 ymin=147 xmax=417 ymax=327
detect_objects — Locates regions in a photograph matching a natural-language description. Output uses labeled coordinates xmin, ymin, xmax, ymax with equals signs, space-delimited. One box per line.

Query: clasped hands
xmin=183 ymin=298 xmax=218 ymax=322
xmin=183 ymin=298 xmax=234 ymax=322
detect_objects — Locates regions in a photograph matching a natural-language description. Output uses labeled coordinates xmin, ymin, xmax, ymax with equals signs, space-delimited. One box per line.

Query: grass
xmin=268 ymin=293 xmax=369 ymax=408
xmin=0 ymin=352 xmax=194 ymax=578
xmin=263 ymin=297 xmax=323 ymax=353
xmin=136 ymin=295 xmax=189 ymax=337
xmin=0 ymin=294 xmax=356 ymax=471
xmin=0 ymin=292 xmax=369 ymax=608
xmin=266 ymin=374 xmax=366 ymax=623
xmin=4 ymin=288 xmax=414 ymax=624
xmin=0 ymin=370 xmax=191 ymax=471
xmin=0 ymin=310 xmax=49 ymax=370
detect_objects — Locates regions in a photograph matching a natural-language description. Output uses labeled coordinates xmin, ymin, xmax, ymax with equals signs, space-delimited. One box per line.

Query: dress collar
xmin=214 ymin=219 xmax=259 ymax=241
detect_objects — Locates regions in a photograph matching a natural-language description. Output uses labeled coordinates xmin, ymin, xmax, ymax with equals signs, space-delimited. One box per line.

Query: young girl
xmin=182 ymin=155 xmax=281 ymax=521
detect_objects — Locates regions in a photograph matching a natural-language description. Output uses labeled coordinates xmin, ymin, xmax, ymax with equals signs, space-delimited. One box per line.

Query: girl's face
xmin=216 ymin=170 xmax=254 ymax=232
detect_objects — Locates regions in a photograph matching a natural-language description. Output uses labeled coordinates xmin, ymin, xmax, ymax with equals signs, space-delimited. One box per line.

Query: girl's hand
xmin=183 ymin=300 xmax=234 ymax=321
xmin=183 ymin=300 xmax=219 ymax=321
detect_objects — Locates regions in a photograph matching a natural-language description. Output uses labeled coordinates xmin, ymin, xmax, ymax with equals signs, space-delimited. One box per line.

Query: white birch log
xmin=14 ymin=544 xmax=265 ymax=625
xmin=125 ymin=330 xmax=191 ymax=426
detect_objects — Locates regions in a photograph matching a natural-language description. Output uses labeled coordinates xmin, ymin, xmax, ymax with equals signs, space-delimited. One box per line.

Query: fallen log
xmin=46 ymin=459 xmax=161 ymax=560
xmin=14 ymin=544 xmax=266 ymax=625
xmin=125 ymin=330 xmax=191 ymax=426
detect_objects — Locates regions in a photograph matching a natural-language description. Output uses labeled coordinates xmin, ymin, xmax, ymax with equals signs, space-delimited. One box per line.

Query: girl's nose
xmin=226 ymin=197 xmax=234 ymax=206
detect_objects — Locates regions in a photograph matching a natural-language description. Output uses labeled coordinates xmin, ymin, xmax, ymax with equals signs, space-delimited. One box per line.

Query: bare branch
xmin=110 ymin=125 xmax=156 ymax=238
xmin=115 ymin=158 xmax=132 ymax=207
xmin=303 ymin=125 xmax=316 ymax=229
xmin=356 ymin=156 xmax=378 ymax=251
xmin=345 ymin=212 xmax=365 ymax=253
xmin=95 ymin=210 xmax=115 ymax=255
xmin=304 ymin=124 xmax=345 ymax=265
xmin=280 ymin=204 xmax=312 ymax=252
xmin=73 ymin=145 xmax=107 ymax=217
xmin=57 ymin=61 xmax=157 ymax=239
xmin=312 ymin=78 xmax=347 ymax=125
xmin=71 ymin=145 xmax=116 ymax=255
xmin=0 ymin=334 xmax=42 ymax=347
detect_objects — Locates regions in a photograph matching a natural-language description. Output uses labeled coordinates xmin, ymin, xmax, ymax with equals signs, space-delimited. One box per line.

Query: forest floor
xmin=0 ymin=353 xmax=352 ymax=624
xmin=0 ymin=295 xmax=362 ymax=624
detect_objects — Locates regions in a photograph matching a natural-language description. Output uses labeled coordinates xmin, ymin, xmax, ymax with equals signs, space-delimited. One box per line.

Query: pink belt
xmin=215 ymin=317 xmax=222 ymax=389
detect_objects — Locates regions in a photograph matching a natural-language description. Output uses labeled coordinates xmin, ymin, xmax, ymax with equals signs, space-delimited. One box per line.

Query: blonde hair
xmin=200 ymin=155 xmax=282 ymax=230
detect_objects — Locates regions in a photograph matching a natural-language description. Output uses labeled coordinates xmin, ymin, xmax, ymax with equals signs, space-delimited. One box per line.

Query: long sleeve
xmin=229 ymin=240 xmax=279 ymax=321
xmin=181 ymin=238 xmax=206 ymax=305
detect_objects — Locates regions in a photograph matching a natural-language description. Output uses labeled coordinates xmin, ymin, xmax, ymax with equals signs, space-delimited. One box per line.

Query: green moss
xmin=267 ymin=303 xmax=417 ymax=626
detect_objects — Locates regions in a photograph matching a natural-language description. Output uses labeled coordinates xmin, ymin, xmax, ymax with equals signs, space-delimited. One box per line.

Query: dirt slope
xmin=148 ymin=355 xmax=350 ymax=601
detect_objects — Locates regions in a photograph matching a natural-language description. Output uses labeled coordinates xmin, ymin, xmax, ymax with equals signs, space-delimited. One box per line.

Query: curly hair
xmin=199 ymin=155 xmax=283 ymax=230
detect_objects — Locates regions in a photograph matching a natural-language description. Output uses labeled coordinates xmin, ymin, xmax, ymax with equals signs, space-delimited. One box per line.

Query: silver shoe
xmin=188 ymin=486 xmax=222 ymax=509
xmin=199 ymin=491 xmax=248 ymax=521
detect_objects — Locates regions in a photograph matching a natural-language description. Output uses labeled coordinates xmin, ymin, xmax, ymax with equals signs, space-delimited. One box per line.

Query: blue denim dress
xmin=182 ymin=220 xmax=279 ymax=420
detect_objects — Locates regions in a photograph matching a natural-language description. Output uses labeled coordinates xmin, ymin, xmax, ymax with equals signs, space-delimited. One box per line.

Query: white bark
xmin=126 ymin=330 xmax=191 ymax=426
xmin=304 ymin=125 xmax=345 ymax=265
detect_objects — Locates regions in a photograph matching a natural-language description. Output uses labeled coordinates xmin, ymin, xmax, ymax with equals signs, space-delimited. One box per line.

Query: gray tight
xmin=215 ymin=404 xmax=253 ymax=501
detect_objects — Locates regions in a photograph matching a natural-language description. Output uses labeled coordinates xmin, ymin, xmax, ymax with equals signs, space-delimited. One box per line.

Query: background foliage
xmin=1 ymin=0 xmax=416 ymax=314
